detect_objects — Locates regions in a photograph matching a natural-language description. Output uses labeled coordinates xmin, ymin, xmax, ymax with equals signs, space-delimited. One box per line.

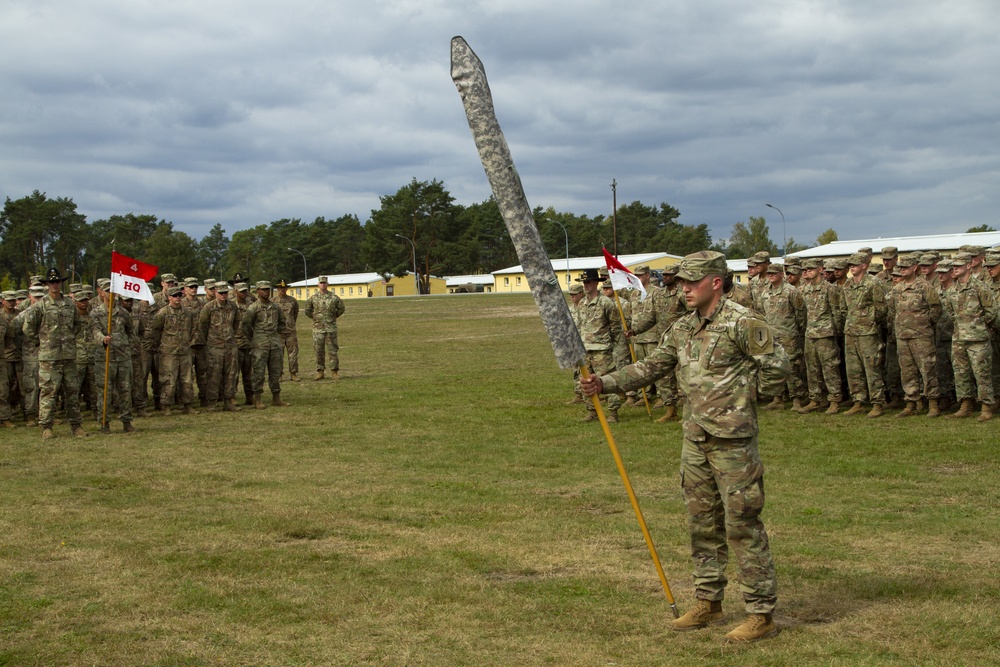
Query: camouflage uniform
xmin=199 ymin=295 xmax=241 ymax=405
xmin=984 ymin=255 xmax=1000 ymax=397
xmin=572 ymin=289 xmax=623 ymax=416
xmin=21 ymin=291 xmax=90 ymax=430
xmin=305 ymin=286 xmax=346 ymax=374
xmin=151 ymin=299 xmax=196 ymax=408
xmin=234 ymin=288 xmax=255 ymax=403
xmin=630 ymin=281 xmax=684 ymax=405
xmin=1 ymin=304 xmax=19 ymax=418
xmin=891 ymin=274 xmax=941 ymax=401
xmin=274 ymin=290 xmax=300 ymax=378
xmin=599 ymin=283 xmax=788 ymax=615
xmin=842 ymin=270 xmax=887 ymax=405
xmin=241 ymin=292 xmax=287 ymax=396
xmin=0 ymin=311 xmax=10 ymax=424
xmin=800 ymin=276 xmax=845 ymax=404
xmin=944 ymin=274 xmax=999 ymax=406
xmin=139 ymin=286 xmax=168 ymax=409
xmin=181 ymin=291 xmax=207 ymax=404
xmin=12 ymin=301 xmax=39 ymax=423
xmin=90 ymin=299 xmax=136 ymax=425
xmin=759 ymin=276 xmax=807 ymax=401
xmin=934 ymin=262 xmax=956 ymax=402
xmin=126 ymin=300 xmax=147 ymax=414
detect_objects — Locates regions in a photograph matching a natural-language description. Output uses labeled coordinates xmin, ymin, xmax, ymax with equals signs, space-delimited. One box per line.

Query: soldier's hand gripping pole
xmin=451 ymin=35 xmax=676 ymax=617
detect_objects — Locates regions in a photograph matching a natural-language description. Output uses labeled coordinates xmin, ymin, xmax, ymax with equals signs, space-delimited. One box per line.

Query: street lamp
xmin=394 ymin=234 xmax=419 ymax=295
xmin=547 ymin=220 xmax=570 ymax=287
xmin=765 ymin=204 xmax=786 ymax=258
xmin=287 ymin=247 xmax=308 ymax=283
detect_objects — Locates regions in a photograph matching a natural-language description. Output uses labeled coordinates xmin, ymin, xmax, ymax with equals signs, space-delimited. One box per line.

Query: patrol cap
xmin=765 ymin=264 xmax=783 ymax=274
xmin=29 ymin=286 xmax=46 ymax=297
xmin=14 ymin=289 xmax=28 ymax=299
xmin=73 ymin=289 xmax=93 ymax=302
xmin=918 ymin=254 xmax=938 ymax=266
xmin=255 ymin=280 xmax=273 ymax=290
xmin=167 ymin=286 xmax=184 ymax=297
xmin=823 ymin=259 xmax=836 ymax=270
xmin=204 ymin=279 xmax=217 ymax=289
xmin=1 ymin=291 xmax=16 ymax=301
xmin=936 ymin=259 xmax=955 ymax=272
xmin=663 ymin=264 xmax=679 ymax=275
xmin=632 ymin=265 xmax=650 ymax=275
xmin=184 ymin=277 xmax=199 ymax=287
xmin=880 ymin=246 xmax=898 ymax=259
xmin=891 ymin=267 xmax=904 ymax=276
xmin=847 ymin=252 xmax=867 ymax=266
xmin=984 ymin=253 xmax=1000 ymax=267
xmin=783 ymin=256 xmax=802 ymax=266
xmin=214 ymin=282 xmax=230 ymax=293
xmin=675 ymin=251 xmax=727 ymax=281
xmin=751 ymin=251 xmax=771 ymax=264
xmin=966 ymin=245 xmax=987 ymax=256
xmin=951 ymin=252 xmax=972 ymax=266
xmin=97 ymin=278 xmax=111 ymax=290
xmin=30 ymin=275 xmax=44 ymax=286
xmin=858 ymin=247 xmax=873 ymax=256
xmin=318 ymin=276 xmax=329 ymax=284
xmin=802 ymin=258 xmax=823 ymax=269
xmin=68 ymin=283 xmax=82 ymax=293
xmin=568 ymin=283 xmax=584 ymax=295
xmin=601 ymin=280 xmax=613 ymax=289
xmin=896 ymin=253 xmax=919 ymax=268
xmin=831 ymin=258 xmax=849 ymax=270
xmin=868 ymin=263 xmax=883 ymax=274
xmin=160 ymin=273 xmax=177 ymax=284
xmin=235 ymin=282 xmax=249 ymax=292
xmin=785 ymin=265 xmax=803 ymax=275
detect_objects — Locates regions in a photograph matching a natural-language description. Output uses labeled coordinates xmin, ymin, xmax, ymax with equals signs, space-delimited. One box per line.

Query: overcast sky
xmin=2 ymin=0 xmax=997 ymax=249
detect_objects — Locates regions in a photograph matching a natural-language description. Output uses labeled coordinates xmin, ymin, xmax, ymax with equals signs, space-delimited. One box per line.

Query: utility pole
xmin=611 ymin=179 xmax=618 ymax=257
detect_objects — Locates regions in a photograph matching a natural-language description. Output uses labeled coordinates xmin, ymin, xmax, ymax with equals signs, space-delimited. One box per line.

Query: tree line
xmin=1 ymin=179 xmax=842 ymax=291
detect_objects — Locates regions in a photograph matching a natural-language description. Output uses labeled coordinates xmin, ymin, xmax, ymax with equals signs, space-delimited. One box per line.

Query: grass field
xmin=2 ymin=293 xmax=999 ymax=666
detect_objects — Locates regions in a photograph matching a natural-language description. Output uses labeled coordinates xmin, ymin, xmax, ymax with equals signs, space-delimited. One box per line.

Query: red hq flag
xmin=603 ymin=249 xmax=647 ymax=302
xmin=110 ymin=251 xmax=159 ymax=304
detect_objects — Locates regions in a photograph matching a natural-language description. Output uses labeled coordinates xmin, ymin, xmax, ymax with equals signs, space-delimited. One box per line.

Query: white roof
xmin=445 ymin=275 xmax=495 ymax=287
xmin=728 ymin=258 xmax=784 ymax=273
xmin=787 ymin=232 xmax=1000 ymax=259
xmin=492 ymin=252 xmax=681 ymax=276
xmin=289 ymin=272 xmax=384 ymax=287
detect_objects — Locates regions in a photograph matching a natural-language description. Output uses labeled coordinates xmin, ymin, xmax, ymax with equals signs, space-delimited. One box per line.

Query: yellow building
xmin=289 ymin=272 xmax=445 ymax=299
xmin=492 ymin=252 xmax=682 ymax=293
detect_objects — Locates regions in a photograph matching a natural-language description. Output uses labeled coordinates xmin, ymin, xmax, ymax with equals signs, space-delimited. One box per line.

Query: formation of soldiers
xmin=0 ymin=270 xmax=347 ymax=439
xmin=570 ymin=243 xmax=1000 ymax=423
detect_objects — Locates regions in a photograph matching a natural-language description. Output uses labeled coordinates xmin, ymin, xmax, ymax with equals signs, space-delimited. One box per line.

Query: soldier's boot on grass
xmin=223 ymin=399 xmax=241 ymax=412
xmin=926 ymin=398 xmax=941 ymax=418
xmin=624 ymin=394 xmax=638 ymax=406
xmin=764 ymin=396 xmax=784 ymax=411
xmin=203 ymin=403 xmax=218 ymax=413
xmin=123 ymin=422 xmax=135 ymax=433
xmin=724 ymin=614 xmax=779 ymax=643
xmin=671 ymin=600 xmax=724 ymax=632
xmin=824 ymin=401 xmax=840 ymax=415
xmin=72 ymin=426 xmax=89 ymax=438
xmin=314 ymin=370 xmax=324 ymax=381
xmin=977 ymin=403 xmax=993 ymax=422
xmin=791 ymin=398 xmax=804 ymax=412
xmin=161 ymin=405 xmax=172 ymax=417
xmin=844 ymin=401 xmax=866 ymax=416
xmin=947 ymin=398 xmax=975 ymax=418
xmin=183 ymin=404 xmax=199 ymax=416
xmin=290 ymin=373 xmax=300 ymax=382
xmin=567 ymin=395 xmax=585 ymax=405
xmin=244 ymin=392 xmax=254 ymax=406
xmin=581 ymin=411 xmax=598 ymax=423
xmin=895 ymin=401 xmax=917 ymax=418
xmin=254 ymin=392 xmax=267 ymax=410
xmin=135 ymin=407 xmax=150 ymax=418
xmin=914 ymin=398 xmax=925 ymax=414
xmin=655 ymin=404 xmax=679 ymax=423
xmin=272 ymin=392 xmax=290 ymax=407
xmin=651 ymin=397 xmax=665 ymax=409
xmin=1 ymin=420 xmax=15 ymax=429
xmin=606 ymin=410 xmax=618 ymax=424
xmin=866 ymin=403 xmax=885 ymax=419
xmin=42 ymin=428 xmax=54 ymax=440
xmin=799 ymin=400 xmax=821 ymax=413
xmin=329 ymin=370 xmax=339 ymax=380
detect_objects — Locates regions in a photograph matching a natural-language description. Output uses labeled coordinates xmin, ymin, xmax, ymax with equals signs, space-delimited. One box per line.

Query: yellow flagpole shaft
xmin=579 ymin=365 xmax=679 ymax=618
xmin=611 ymin=291 xmax=652 ymax=419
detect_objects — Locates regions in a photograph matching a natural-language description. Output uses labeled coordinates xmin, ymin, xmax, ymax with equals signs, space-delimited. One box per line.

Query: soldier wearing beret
xmin=582 ymin=251 xmax=787 ymax=643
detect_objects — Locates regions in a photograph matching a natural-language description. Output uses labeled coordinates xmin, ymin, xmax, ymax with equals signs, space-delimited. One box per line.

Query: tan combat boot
xmin=254 ymin=392 xmax=267 ymax=410
xmin=72 ymin=426 xmax=89 ymax=438
xmin=1 ymin=420 xmax=15 ymax=429
xmin=800 ymin=400 xmax=821 ymax=413
xmin=824 ymin=401 xmax=840 ymax=415
xmin=329 ymin=370 xmax=339 ymax=380
xmin=624 ymin=395 xmax=638 ymax=407
xmin=651 ymin=397 xmax=665 ymax=409
xmin=947 ymin=398 xmax=975 ymax=418
xmin=272 ymin=392 xmax=290 ymax=407
xmin=223 ymin=398 xmax=241 ymax=412
xmin=655 ymin=404 xmax=678 ymax=423
xmin=895 ymin=401 xmax=916 ymax=418
xmin=926 ymin=398 xmax=941 ymax=418
xmin=581 ymin=412 xmax=598 ymax=422
xmin=161 ymin=405 xmax=172 ymax=417
xmin=606 ymin=410 xmax=618 ymax=423
xmin=764 ymin=396 xmax=784 ymax=411
xmin=567 ymin=395 xmax=584 ymax=405
xmin=314 ymin=370 xmax=324 ymax=381
xmin=844 ymin=402 xmax=866 ymax=416
xmin=123 ymin=422 xmax=136 ymax=433
xmin=42 ymin=428 xmax=54 ymax=440
xmin=977 ymin=403 xmax=993 ymax=422
xmin=290 ymin=373 xmax=300 ymax=382
xmin=671 ymin=599 xmax=724 ymax=632
xmin=914 ymin=398 xmax=925 ymax=413
xmin=791 ymin=398 xmax=804 ymax=412
xmin=183 ymin=404 xmax=199 ymax=416
xmin=866 ymin=403 xmax=885 ymax=418
xmin=724 ymin=613 xmax=779 ymax=643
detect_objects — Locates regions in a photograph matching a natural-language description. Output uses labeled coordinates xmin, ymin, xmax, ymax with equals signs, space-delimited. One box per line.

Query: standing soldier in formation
xmin=21 ymin=269 xmax=90 ymax=439
xmin=581 ymin=251 xmax=787 ymax=643
xmin=71 ymin=288 xmax=99 ymax=420
xmin=601 ymin=281 xmax=631 ymax=372
xmin=890 ymin=253 xmax=942 ymax=417
xmin=798 ymin=258 xmax=845 ymax=413
xmin=151 ymin=285 xmax=198 ymax=416
xmin=629 ymin=265 xmax=684 ymax=421
xmin=305 ymin=276 xmax=345 ymax=380
xmin=570 ymin=269 xmax=622 ymax=423
xmin=935 ymin=259 xmax=957 ymax=408
xmin=199 ymin=282 xmax=242 ymax=412
xmin=90 ymin=292 xmax=137 ymax=432
xmin=12 ymin=285 xmax=45 ymax=426
xmin=140 ymin=274 xmax=176 ymax=411
xmin=943 ymin=252 xmax=999 ymax=421
xmin=759 ymin=263 xmax=807 ymax=411
xmin=841 ymin=252 xmax=888 ymax=417
xmin=181 ymin=277 xmax=208 ymax=406
xmin=241 ymin=281 xmax=289 ymax=409
xmin=983 ymin=252 xmax=1000 ymax=399
xmin=233 ymin=283 xmax=255 ymax=406
xmin=274 ymin=279 xmax=301 ymax=382
xmin=746 ymin=251 xmax=770 ymax=315
xmin=0 ymin=295 xmax=13 ymax=429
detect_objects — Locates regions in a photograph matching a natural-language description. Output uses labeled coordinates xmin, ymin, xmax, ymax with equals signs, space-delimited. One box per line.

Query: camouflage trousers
xmin=804 ymin=337 xmax=842 ymax=403
xmin=776 ymin=335 xmax=806 ymax=400
xmin=613 ymin=339 xmax=631 ymax=371
xmin=883 ymin=335 xmax=903 ymax=401
xmin=579 ymin=350 xmax=621 ymax=413
xmin=6 ymin=361 xmax=22 ymax=413
xmin=159 ymin=352 xmax=194 ymax=407
xmin=635 ymin=340 xmax=677 ymax=405
xmin=205 ymin=345 xmax=238 ymax=402
xmin=131 ymin=347 xmax=146 ymax=411
xmin=21 ymin=360 xmax=39 ymax=421
xmin=38 ymin=360 xmax=83 ymax=428
xmin=236 ymin=347 xmax=254 ymax=401
xmin=313 ymin=330 xmax=339 ymax=372
xmin=141 ymin=345 xmax=161 ymax=408
xmin=680 ymin=431 xmax=777 ymax=614
xmin=251 ymin=345 xmax=283 ymax=394
xmin=78 ymin=356 xmax=97 ymax=413
xmin=0 ymin=358 xmax=9 ymax=421
xmin=844 ymin=334 xmax=885 ymax=404
xmin=937 ymin=337 xmax=955 ymax=400
xmin=280 ymin=331 xmax=299 ymax=375
xmin=897 ymin=336 xmax=938 ymax=401
xmin=95 ymin=359 xmax=133 ymax=424
xmin=952 ymin=339 xmax=994 ymax=405
xmin=193 ymin=345 xmax=208 ymax=403
xmin=991 ymin=334 xmax=1000 ymax=399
